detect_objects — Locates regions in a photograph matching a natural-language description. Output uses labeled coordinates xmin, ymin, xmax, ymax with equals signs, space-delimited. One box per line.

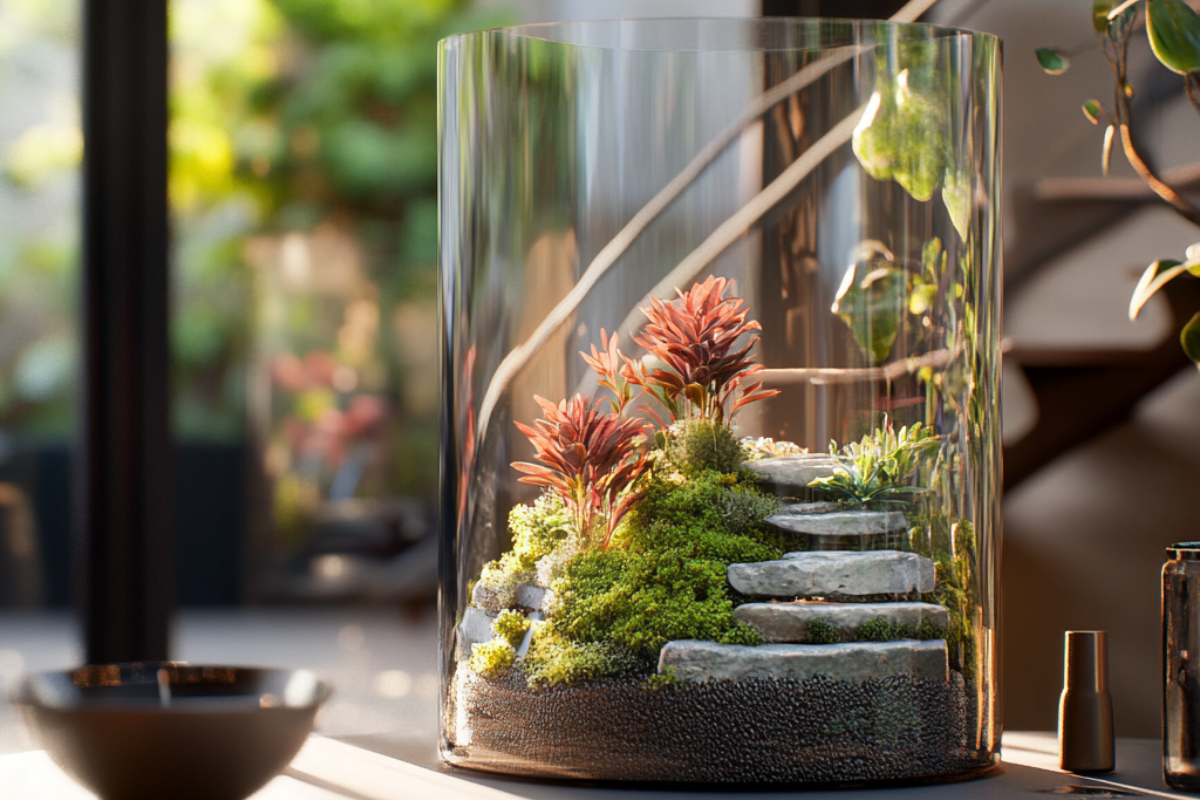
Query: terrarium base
xmin=445 ymin=668 xmax=996 ymax=784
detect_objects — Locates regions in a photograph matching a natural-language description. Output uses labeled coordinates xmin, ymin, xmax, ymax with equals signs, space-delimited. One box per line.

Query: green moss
xmin=523 ymin=629 xmax=640 ymax=688
xmin=468 ymin=638 xmax=516 ymax=678
xmin=626 ymin=469 xmax=787 ymax=558
xmin=642 ymin=666 xmax=684 ymax=691
xmin=807 ymin=619 xmax=843 ymax=644
xmin=552 ymin=546 xmax=764 ymax=665
xmin=664 ymin=418 xmax=745 ymax=476
xmin=508 ymin=492 xmax=572 ymax=570
xmin=493 ymin=609 xmax=530 ymax=648
xmin=523 ymin=465 xmax=783 ymax=680
xmin=858 ymin=618 xmax=896 ymax=642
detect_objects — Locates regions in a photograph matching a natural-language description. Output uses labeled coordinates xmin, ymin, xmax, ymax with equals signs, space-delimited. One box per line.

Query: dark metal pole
xmin=78 ymin=0 xmax=172 ymax=663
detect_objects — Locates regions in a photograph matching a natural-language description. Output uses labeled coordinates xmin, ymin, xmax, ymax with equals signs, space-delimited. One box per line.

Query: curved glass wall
xmin=438 ymin=18 xmax=1001 ymax=784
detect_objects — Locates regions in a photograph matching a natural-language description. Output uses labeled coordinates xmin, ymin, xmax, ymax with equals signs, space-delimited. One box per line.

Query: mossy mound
xmin=524 ymin=456 xmax=785 ymax=685
xmin=662 ymin=418 xmax=744 ymax=476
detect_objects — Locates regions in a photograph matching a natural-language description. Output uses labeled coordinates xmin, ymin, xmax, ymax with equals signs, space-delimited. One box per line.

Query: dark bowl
xmin=13 ymin=663 xmax=331 ymax=800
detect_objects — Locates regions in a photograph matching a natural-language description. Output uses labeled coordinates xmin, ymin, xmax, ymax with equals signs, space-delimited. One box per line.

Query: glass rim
xmin=438 ymin=17 xmax=1001 ymax=53
xmin=1167 ymin=542 xmax=1200 ymax=560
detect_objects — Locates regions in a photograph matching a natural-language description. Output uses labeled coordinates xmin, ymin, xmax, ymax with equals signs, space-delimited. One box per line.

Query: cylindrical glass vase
xmin=438 ymin=18 xmax=1001 ymax=784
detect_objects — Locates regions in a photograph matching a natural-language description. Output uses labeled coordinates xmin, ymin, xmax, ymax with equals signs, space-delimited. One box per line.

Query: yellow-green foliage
xmin=475 ymin=493 xmax=572 ymax=606
xmin=932 ymin=519 xmax=978 ymax=681
xmin=493 ymin=609 xmax=530 ymax=648
xmin=468 ymin=638 xmax=516 ymax=678
xmin=523 ymin=628 xmax=640 ymax=688
xmin=508 ymin=492 xmax=572 ymax=570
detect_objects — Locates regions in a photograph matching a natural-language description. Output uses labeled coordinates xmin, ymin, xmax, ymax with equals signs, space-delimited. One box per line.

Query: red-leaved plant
xmin=512 ymin=395 xmax=649 ymax=549
xmin=514 ymin=277 xmax=776 ymax=547
xmin=628 ymin=276 xmax=778 ymax=424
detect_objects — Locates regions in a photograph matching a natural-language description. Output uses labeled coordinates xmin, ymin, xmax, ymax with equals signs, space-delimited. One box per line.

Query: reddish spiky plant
xmin=629 ymin=276 xmax=779 ymax=425
xmin=581 ymin=329 xmax=636 ymax=416
xmin=513 ymin=395 xmax=649 ymax=548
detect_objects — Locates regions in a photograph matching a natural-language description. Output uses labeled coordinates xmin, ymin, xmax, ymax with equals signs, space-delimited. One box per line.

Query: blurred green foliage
xmin=1 ymin=0 xmax=505 ymax=507
xmin=170 ymin=0 xmax=503 ymax=454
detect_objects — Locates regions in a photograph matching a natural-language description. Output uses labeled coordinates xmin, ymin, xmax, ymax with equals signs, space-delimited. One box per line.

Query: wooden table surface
xmin=0 ymin=731 xmax=1186 ymax=800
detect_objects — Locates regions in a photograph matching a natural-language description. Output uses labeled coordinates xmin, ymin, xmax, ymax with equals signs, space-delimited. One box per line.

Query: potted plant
xmin=1036 ymin=0 xmax=1200 ymax=365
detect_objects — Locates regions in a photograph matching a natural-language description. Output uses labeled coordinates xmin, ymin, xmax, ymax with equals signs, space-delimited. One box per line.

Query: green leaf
xmin=1082 ymin=99 xmax=1103 ymax=124
xmin=1147 ymin=0 xmax=1200 ymax=75
xmin=1094 ymin=0 xmax=1117 ymax=31
xmin=1182 ymin=312 xmax=1200 ymax=367
xmin=832 ymin=264 xmax=906 ymax=364
xmin=1036 ymin=47 xmax=1070 ymax=75
xmin=1129 ymin=259 xmax=1190 ymax=319
xmin=942 ymin=167 xmax=971 ymax=240
xmin=1102 ymin=124 xmax=1115 ymax=176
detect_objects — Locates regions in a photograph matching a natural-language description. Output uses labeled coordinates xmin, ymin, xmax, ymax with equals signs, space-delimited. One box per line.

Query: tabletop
xmin=0 ymin=731 xmax=1186 ymax=800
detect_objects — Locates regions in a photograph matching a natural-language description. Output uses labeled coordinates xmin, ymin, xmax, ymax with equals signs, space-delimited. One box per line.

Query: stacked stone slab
xmin=659 ymin=549 xmax=947 ymax=683
xmin=744 ymin=453 xmax=913 ymax=550
xmin=659 ymin=452 xmax=948 ymax=684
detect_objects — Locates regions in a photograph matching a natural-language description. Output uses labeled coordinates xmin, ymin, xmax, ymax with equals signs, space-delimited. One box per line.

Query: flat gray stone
xmin=778 ymin=501 xmax=843 ymax=515
xmin=658 ymin=639 xmax=948 ymax=683
xmin=515 ymin=583 xmax=550 ymax=611
xmin=767 ymin=509 xmax=909 ymax=536
xmin=471 ymin=580 xmax=511 ymax=612
xmin=728 ymin=550 xmax=936 ymax=598
xmin=744 ymin=454 xmax=837 ymax=488
xmin=734 ymin=601 xmax=949 ymax=642
xmin=456 ymin=606 xmax=496 ymax=659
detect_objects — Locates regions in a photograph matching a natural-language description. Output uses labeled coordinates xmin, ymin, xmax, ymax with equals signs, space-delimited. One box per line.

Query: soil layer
xmin=445 ymin=667 xmax=995 ymax=784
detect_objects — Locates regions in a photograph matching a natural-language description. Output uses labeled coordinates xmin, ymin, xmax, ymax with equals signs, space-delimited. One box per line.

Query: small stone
xmin=734 ymin=601 xmax=949 ymax=642
xmin=457 ymin=606 xmax=496 ymax=659
xmin=766 ymin=509 xmax=909 ymax=536
xmin=744 ymin=454 xmax=838 ymax=488
xmin=515 ymin=583 xmax=549 ymax=611
xmin=727 ymin=550 xmax=936 ymax=598
xmin=658 ymin=639 xmax=948 ymax=683
xmin=471 ymin=581 xmax=510 ymax=612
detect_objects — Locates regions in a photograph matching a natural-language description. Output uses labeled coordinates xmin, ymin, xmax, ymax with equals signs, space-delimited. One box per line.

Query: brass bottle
xmin=1058 ymin=630 xmax=1114 ymax=773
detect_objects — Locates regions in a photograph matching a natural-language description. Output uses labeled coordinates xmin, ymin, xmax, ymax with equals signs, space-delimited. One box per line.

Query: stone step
xmin=768 ymin=508 xmax=908 ymax=536
xmin=727 ymin=550 xmax=936 ymax=599
xmin=658 ymin=639 xmax=948 ymax=683
xmin=456 ymin=606 xmax=496 ymax=660
xmin=767 ymin=507 xmax=911 ymax=552
xmin=734 ymin=601 xmax=949 ymax=643
xmin=744 ymin=454 xmax=837 ymax=489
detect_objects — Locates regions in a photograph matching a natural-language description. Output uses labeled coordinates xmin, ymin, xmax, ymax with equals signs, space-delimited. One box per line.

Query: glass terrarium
xmin=438 ymin=18 xmax=1001 ymax=785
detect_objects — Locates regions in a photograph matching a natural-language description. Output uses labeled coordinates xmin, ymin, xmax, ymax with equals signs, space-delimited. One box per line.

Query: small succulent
xmin=810 ymin=421 xmax=941 ymax=508
xmin=627 ymin=276 xmax=779 ymax=425
xmin=513 ymin=395 xmax=650 ymax=548
xmin=740 ymin=436 xmax=804 ymax=461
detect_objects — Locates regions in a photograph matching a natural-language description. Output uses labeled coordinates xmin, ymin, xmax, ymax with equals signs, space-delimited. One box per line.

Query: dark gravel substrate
xmin=445 ymin=667 xmax=995 ymax=784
